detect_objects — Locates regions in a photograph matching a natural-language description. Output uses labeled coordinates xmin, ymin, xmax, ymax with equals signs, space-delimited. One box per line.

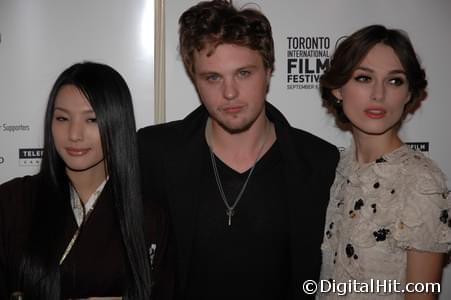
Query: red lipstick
xmin=364 ymin=108 xmax=386 ymax=119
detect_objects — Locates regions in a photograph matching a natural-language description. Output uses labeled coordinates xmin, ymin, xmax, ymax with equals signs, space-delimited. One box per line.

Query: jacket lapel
xmin=166 ymin=106 xmax=209 ymax=294
xmin=267 ymin=104 xmax=320 ymax=296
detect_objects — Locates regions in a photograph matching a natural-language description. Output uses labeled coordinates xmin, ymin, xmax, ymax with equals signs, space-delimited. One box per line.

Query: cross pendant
xmin=226 ymin=209 xmax=234 ymax=226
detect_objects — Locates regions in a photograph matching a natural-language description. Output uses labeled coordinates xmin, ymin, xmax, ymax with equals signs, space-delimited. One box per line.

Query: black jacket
xmin=138 ymin=103 xmax=339 ymax=299
xmin=0 ymin=174 xmax=173 ymax=299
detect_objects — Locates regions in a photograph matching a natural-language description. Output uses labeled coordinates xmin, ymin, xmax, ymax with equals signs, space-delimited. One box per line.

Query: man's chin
xmin=218 ymin=120 xmax=253 ymax=134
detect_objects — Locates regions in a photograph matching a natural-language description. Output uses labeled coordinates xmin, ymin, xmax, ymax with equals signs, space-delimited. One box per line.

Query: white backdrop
xmin=0 ymin=0 xmax=155 ymax=183
xmin=164 ymin=0 xmax=451 ymax=297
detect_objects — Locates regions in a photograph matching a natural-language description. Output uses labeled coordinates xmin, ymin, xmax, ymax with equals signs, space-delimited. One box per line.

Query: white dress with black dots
xmin=319 ymin=144 xmax=451 ymax=299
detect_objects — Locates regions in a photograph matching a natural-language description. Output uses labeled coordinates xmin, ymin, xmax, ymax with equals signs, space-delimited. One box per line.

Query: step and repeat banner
xmin=164 ymin=0 xmax=451 ymax=296
xmin=0 ymin=0 xmax=155 ymax=183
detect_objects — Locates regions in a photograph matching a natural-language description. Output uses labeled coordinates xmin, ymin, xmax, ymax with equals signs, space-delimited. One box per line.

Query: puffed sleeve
xmin=392 ymin=154 xmax=451 ymax=253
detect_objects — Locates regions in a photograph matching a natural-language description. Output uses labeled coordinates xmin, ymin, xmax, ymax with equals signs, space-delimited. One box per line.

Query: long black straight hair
xmin=20 ymin=62 xmax=152 ymax=299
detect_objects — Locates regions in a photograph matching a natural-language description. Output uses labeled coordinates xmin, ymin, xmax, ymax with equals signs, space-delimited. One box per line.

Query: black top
xmin=138 ymin=102 xmax=340 ymax=299
xmin=187 ymin=141 xmax=289 ymax=299
xmin=0 ymin=174 xmax=174 ymax=299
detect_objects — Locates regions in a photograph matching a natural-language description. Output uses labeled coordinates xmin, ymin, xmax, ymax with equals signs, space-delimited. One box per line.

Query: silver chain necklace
xmin=207 ymin=120 xmax=270 ymax=226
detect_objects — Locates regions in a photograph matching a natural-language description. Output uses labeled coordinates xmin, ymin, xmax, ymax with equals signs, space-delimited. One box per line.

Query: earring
xmin=336 ymin=99 xmax=342 ymax=105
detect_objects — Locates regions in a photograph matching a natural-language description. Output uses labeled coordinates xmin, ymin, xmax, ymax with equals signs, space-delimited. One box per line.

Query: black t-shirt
xmin=186 ymin=140 xmax=289 ymax=300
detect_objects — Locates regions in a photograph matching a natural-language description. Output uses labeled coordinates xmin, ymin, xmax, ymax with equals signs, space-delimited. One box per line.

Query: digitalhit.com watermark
xmin=302 ymin=279 xmax=441 ymax=296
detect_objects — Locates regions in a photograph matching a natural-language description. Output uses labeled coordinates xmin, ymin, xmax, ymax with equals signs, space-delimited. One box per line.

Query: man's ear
xmin=266 ymin=68 xmax=272 ymax=82
xmin=264 ymin=68 xmax=273 ymax=93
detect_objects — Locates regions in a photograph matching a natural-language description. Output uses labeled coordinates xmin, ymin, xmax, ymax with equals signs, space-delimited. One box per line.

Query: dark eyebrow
xmin=355 ymin=67 xmax=406 ymax=75
xmin=54 ymin=107 xmax=95 ymax=114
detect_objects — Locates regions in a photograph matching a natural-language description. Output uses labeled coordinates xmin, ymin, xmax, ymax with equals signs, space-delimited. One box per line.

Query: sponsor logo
xmin=19 ymin=148 xmax=43 ymax=166
xmin=406 ymin=142 xmax=429 ymax=152
xmin=2 ymin=123 xmax=30 ymax=132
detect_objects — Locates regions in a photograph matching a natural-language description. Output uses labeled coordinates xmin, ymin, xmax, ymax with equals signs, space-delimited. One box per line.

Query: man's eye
xmin=206 ymin=74 xmax=220 ymax=82
xmin=238 ymin=70 xmax=251 ymax=78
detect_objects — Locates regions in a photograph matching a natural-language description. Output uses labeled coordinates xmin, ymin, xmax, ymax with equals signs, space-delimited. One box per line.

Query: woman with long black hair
xmin=0 ymin=62 xmax=173 ymax=299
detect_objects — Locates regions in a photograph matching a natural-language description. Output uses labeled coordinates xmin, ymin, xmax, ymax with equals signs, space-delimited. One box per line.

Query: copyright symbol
xmin=302 ymin=280 xmax=318 ymax=295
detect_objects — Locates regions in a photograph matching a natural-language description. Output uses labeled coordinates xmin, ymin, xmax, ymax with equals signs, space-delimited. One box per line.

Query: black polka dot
xmin=354 ymin=199 xmax=364 ymax=210
xmin=371 ymin=203 xmax=377 ymax=213
xmin=376 ymin=157 xmax=387 ymax=163
xmin=373 ymin=182 xmax=380 ymax=189
xmin=373 ymin=228 xmax=390 ymax=242
xmin=440 ymin=210 xmax=448 ymax=224
xmin=345 ymin=244 xmax=354 ymax=257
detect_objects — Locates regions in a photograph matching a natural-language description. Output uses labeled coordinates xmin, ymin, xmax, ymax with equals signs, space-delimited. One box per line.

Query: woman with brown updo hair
xmin=319 ymin=25 xmax=450 ymax=299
